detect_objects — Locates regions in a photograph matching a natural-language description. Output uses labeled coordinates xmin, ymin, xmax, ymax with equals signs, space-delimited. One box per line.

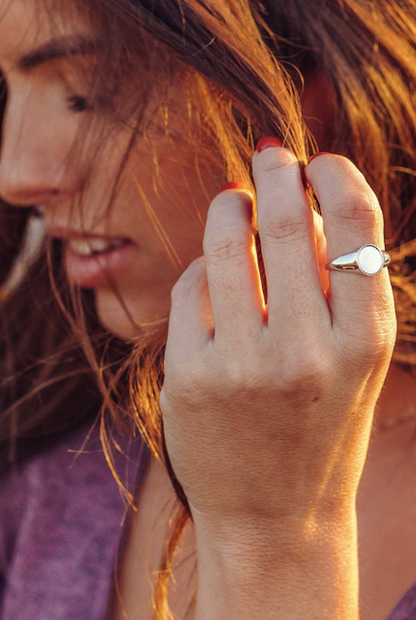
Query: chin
xmin=94 ymin=287 xmax=169 ymax=340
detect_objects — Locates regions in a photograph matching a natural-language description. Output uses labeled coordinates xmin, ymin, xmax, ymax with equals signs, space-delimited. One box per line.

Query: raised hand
xmin=160 ymin=139 xmax=397 ymax=535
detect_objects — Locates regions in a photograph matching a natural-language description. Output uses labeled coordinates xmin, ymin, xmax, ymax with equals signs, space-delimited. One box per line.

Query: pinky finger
xmin=165 ymin=256 xmax=214 ymax=367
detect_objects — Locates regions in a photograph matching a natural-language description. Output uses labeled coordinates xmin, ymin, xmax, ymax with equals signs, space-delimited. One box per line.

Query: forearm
xmin=192 ymin=510 xmax=359 ymax=620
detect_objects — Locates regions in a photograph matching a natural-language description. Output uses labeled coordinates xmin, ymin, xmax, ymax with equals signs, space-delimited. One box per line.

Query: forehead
xmin=0 ymin=0 xmax=93 ymax=67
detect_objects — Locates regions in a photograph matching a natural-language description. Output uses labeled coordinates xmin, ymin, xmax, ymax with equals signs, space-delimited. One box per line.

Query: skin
xmin=0 ymin=0 xmax=224 ymax=339
xmin=0 ymin=1 xmax=414 ymax=618
xmin=159 ymin=146 xmax=397 ymax=619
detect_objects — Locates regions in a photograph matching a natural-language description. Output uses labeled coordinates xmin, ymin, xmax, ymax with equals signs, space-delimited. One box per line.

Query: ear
xmin=300 ymin=68 xmax=338 ymax=152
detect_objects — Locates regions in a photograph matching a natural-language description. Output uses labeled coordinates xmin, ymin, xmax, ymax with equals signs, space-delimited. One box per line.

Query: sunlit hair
xmin=1 ymin=0 xmax=416 ymax=617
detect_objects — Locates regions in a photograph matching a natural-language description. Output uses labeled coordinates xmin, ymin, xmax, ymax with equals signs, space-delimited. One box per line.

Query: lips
xmin=46 ymin=227 xmax=137 ymax=288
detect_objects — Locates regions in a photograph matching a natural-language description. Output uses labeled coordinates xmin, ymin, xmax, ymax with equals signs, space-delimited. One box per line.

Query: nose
xmin=0 ymin=88 xmax=68 ymax=207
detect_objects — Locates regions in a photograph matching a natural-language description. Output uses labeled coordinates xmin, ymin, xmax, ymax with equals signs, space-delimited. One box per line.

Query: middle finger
xmin=252 ymin=143 xmax=330 ymax=337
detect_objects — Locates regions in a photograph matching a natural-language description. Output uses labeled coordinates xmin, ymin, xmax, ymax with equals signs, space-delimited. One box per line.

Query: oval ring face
xmin=357 ymin=244 xmax=384 ymax=276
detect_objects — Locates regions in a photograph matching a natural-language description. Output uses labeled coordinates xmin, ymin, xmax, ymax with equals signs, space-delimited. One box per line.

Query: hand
xmin=159 ymin=144 xmax=397 ymax=533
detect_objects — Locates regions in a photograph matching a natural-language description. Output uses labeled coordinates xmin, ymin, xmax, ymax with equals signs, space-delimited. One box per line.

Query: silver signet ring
xmin=324 ymin=244 xmax=391 ymax=276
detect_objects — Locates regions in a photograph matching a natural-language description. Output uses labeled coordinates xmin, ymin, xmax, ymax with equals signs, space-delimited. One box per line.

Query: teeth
xmin=68 ymin=238 xmax=127 ymax=255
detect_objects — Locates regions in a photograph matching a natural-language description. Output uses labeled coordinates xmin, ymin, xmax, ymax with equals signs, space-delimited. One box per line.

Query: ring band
xmin=325 ymin=244 xmax=391 ymax=276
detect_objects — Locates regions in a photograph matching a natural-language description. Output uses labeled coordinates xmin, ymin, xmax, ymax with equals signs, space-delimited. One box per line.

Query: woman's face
xmin=0 ymin=0 xmax=225 ymax=339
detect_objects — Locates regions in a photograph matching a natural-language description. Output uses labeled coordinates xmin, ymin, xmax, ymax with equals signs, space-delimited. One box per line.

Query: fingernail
xmin=220 ymin=181 xmax=247 ymax=192
xmin=307 ymin=152 xmax=331 ymax=164
xmin=256 ymin=136 xmax=284 ymax=153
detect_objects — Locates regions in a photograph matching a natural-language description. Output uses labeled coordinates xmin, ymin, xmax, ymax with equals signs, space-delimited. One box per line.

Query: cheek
xmin=135 ymin=169 xmax=220 ymax=260
xmin=109 ymin=173 xmax=207 ymax=262
xmin=88 ymin=137 xmax=224 ymax=340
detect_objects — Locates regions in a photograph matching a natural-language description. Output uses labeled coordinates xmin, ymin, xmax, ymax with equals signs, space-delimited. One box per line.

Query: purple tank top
xmin=0 ymin=420 xmax=414 ymax=619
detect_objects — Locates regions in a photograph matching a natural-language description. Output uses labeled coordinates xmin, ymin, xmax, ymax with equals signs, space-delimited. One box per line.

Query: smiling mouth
xmin=43 ymin=223 xmax=134 ymax=256
xmin=63 ymin=234 xmax=137 ymax=289
xmin=67 ymin=237 xmax=131 ymax=256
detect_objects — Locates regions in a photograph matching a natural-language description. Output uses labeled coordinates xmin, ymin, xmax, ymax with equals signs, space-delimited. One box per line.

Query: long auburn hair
xmin=1 ymin=0 xmax=416 ymax=617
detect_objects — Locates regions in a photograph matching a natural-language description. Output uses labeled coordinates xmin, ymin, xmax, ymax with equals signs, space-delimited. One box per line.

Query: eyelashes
xmin=67 ymin=95 xmax=90 ymax=113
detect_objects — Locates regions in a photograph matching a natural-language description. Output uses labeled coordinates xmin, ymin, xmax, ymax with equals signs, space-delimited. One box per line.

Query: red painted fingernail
xmin=307 ymin=152 xmax=331 ymax=164
xmin=220 ymin=181 xmax=247 ymax=192
xmin=256 ymin=136 xmax=284 ymax=153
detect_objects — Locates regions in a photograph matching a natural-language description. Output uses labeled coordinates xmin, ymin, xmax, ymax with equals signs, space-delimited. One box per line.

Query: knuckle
xmin=346 ymin=341 xmax=386 ymax=371
xmin=331 ymin=192 xmax=381 ymax=233
xmin=358 ymin=331 xmax=395 ymax=362
xmin=259 ymin=212 xmax=308 ymax=244
xmin=203 ymin=230 xmax=249 ymax=263
xmin=204 ymin=349 xmax=266 ymax=395
xmin=338 ymin=324 xmax=395 ymax=369
xmin=225 ymin=362 xmax=263 ymax=392
xmin=276 ymin=350 xmax=329 ymax=396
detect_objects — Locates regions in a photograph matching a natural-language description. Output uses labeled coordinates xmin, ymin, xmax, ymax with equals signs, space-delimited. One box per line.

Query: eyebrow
xmin=17 ymin=35 xmax=100 ymax=71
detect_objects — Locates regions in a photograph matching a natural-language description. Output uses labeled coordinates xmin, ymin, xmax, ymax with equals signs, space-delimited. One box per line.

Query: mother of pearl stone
xmin=357 ymin=244 xmax=384 ymax=276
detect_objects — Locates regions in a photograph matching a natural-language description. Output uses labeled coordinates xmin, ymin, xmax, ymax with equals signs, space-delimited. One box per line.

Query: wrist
xmin=191 ymin=495 xmax=357 ymax=549
xmin=193 ymin=509 xmax=359 ymax=620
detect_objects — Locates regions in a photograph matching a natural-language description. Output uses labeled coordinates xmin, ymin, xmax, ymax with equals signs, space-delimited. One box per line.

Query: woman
xmin=0 ymin=0 xmax=414 ymax=618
